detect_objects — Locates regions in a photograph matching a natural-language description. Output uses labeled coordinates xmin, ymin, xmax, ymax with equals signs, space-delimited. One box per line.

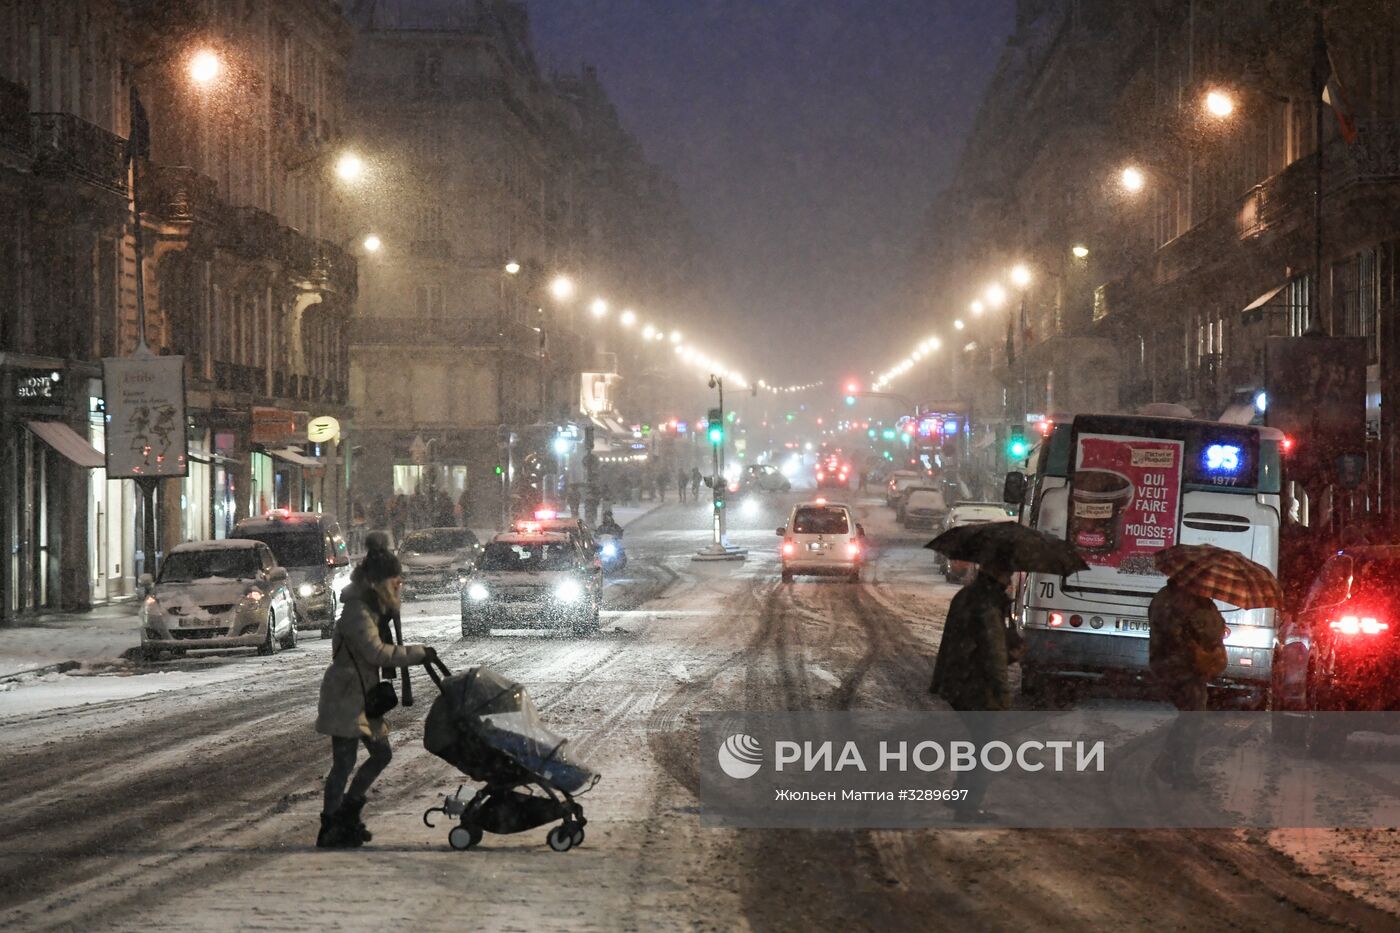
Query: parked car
xmin=1272 ymin=546 xmax=1400 ymax=754
xmin=231 ymin=510 xmax=352 ymax=638
xmin=900 ymin=487 xmax=948 ymax=530
xmin=399 ymin=527 xmax=482 ymax=599
xmin=777 ymin=501 xmax=865 ymax=583
xmin=934 ymin=502 xmax=1017 ymax=583
xmin=884 ymin=470 xmax=925 ymax=506
xmin=461 ymin=531 xmax=603 ymax=636
xmin=894 ymin=485 xmax=941 ymax=524
xmin=139 ymin=540 xmax=296 ymax=660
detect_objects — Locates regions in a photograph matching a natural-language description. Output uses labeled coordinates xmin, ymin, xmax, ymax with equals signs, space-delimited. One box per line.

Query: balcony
xmin=0 ymin=76 xmax=29 ymax=159
xmin=30 ymin=113 xmax=128 ymax=194
xmin=213 ymin=361 xmax=266 ymax=395
xmin=311 ymin=240 xmax=357 ymax=298
xmin=142 ymin=164 xmax=220 ymax=224
xmin=224 ymin=205 xmax=282 ymax=259
xmin=347 ymin=316 xmax=536 ymax=351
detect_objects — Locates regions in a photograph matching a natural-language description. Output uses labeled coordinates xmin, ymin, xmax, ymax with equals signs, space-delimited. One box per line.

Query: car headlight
xmin=555 ymin=579 xmax=583 ymax=603
xmin=601 ymin=542 xmax=618 ymax=558
xmin=467 ymin=582 xmax=490 ymax=602
xmin=297 ymin=582 xmax=323 ymax=598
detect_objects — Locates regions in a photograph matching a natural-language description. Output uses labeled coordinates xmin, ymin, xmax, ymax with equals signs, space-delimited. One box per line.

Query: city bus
xmin=1008 ymin=414 xmax=1284 ymax=705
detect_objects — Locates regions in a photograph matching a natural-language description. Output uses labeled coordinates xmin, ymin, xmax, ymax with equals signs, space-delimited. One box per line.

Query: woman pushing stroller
xmin=315 ymin=532 xmax=437 ymax=848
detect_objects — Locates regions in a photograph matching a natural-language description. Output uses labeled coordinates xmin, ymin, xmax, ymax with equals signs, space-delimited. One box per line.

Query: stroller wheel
xmin=547 ymin=825 xmax=574 ymax=852
xmin=448 ymin=826 xmax=483 ymax=851
xmin=570 ymin=825 xmax=585 ymax=847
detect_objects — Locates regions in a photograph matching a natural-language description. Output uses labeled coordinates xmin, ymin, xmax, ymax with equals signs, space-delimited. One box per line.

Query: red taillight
xmin=1330 ymin=615 xmax=1388 ymax=636
xmin=1069 ymin=614 xmax=1083 ymax=628
xmin=1281 ymin=435 xmax=1295 ymax=454
xmin=846 ymin=542 xmax=860 ymax=559
xmin=782 ymin=541 xmax=795 ymax=557
xmin=1048 ymin=612 xmax=1064 ymax=627
xmin=534 ymin=508 xmax=557 ymax=520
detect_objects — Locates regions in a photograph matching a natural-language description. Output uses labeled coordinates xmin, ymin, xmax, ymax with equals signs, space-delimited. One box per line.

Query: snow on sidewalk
xmin=0 ymin=602 xmax=142 ymax=680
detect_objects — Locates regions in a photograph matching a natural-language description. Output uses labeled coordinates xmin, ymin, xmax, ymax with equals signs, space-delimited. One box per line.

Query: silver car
xmin=139 ymin=541 xmax=297 ymax=660
xmin=400 ymin=527 xmax=482 ymax=599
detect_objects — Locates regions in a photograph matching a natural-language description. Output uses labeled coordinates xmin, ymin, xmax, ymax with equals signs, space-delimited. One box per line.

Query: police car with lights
xmin=460 ymin=528 xmax=603 ymax=637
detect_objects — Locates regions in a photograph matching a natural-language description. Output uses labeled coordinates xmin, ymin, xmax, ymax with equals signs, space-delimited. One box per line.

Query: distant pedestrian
xmin=567 ymin=483 xmax=582 ymax=518
xmin=678 ymin=470 xmax=689 ymax=503
xmin=930 ymin=557 xmax=1019 ymax=821
xmin=390 ymin=495 xmax=407 ymax=547
xmin=316 ymin=533 xmax=435 ymax=848
xmin=658 ymin=472 xmax=668 ymax=503
xmin=371 ymin=493 xmax=387 ymax=531
xmin=1147 ymin=580 xmax=1226 ymax=787
xmin=457 ymin=490 xmax=470 ymax=528
xmin=691 ymin=467 xmax=702 ymax=500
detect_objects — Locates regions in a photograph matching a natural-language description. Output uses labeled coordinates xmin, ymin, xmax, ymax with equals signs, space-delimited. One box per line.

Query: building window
xmin=1286 ymin=276 xmax=1311 ymax=336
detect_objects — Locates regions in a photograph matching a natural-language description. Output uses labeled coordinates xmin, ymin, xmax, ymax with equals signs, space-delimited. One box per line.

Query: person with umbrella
xmin=926 ymin=522 xmax=1087 ymax=821
xmin=1148 ymin=543 xmax=1282 ymax=787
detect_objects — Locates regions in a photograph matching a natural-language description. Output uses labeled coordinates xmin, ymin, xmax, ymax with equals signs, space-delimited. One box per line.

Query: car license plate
xmin=807 ymin=542 xmax=825 ymax=552
xmin=180 ymin=616 xmax=210 ymax=628
xmin=1115 ymin=618 xmax=1149 ymax=633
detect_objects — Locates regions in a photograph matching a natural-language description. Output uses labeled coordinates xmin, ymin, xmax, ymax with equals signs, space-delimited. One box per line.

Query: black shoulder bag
xmin=337 ymin=639 xmax=399 ymax=718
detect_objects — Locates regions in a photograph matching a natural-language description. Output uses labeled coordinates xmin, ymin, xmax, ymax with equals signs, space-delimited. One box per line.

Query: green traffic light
xmin=494 ymin=465 xmax=504 ymax=476
xmin=845 ymin=396 xmax=856 ymax=406
xmin=1009 ymin=441 xmax=1028 ymax=457
xmin=708 ymin=426 xmax=723 ymax=445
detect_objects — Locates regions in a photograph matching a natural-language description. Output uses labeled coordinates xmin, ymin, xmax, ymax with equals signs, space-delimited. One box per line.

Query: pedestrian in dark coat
xmin=677 ymin=470 xmax=689 ymax=503
xmin=315 ymin=533 xmax=435 ymax=847
xmin=1147 ymin=581 xmax=1226 ymax=785
xmin=690 ymin=467 xmax=702 ymax=499
xmin=930 ymin=559 xmax=1018 ymax=819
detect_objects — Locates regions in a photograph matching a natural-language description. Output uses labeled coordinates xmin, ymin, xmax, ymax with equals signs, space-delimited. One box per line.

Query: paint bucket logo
xmin=717 ymin=733 xmax=763 ymax=779
xmin=1068 ymin=470 xmax=1134 ymax=554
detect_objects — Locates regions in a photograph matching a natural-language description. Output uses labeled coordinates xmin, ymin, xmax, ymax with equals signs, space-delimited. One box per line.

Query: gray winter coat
xmin=315 ymin=582 xmax=427 ymax=740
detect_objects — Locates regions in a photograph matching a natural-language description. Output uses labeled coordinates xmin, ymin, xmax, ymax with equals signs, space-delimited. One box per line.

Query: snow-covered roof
xmin=171 ymin=540 xmax=261 ymax=553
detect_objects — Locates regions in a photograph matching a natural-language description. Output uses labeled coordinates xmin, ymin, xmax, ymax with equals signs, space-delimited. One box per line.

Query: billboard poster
xmin=1067 ymin=434 xmax=1184 ymax=583
xmin=101 ymin=355 xmax=188 ymax=478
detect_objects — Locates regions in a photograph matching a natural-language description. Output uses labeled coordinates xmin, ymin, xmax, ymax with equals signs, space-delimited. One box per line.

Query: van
xmin=231 ymin=510 xmax=352 ymax=637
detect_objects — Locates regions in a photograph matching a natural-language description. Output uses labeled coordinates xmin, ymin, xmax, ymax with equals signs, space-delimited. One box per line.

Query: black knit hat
xmin=357 ymin=531 xmax=403 ymax=583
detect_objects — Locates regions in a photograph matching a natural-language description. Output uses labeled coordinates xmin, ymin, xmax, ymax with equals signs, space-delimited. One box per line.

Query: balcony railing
xmin=348 ymin=316 xmax=538 ymax=351
xmin=142 ymin=163 xmax=220 ymax=224
xmin=0 ymin=76 xmax=29 ymax=157
xmin=213 ymin=361 xmax=266 ymax=395
xmin=30 ymin=113 xmax=128 ymax=194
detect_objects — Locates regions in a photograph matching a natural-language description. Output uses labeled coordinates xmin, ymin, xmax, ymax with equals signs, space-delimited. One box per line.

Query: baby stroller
xmin=422 ymin=659 xmax=599 ymax=851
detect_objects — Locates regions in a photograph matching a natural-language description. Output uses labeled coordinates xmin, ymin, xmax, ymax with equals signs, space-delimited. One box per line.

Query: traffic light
xmin=494 ymin=465 xmax=504 ymax=476
xmin=845 ymin=395 xmax=856 ymax=406
xmin=1008 ymin=427 xmax=1028 ymax=459
xmin=707 ymin=408 xmax=723 ymax=445
xmin=713 ymin=484 xmax=726 ymax=511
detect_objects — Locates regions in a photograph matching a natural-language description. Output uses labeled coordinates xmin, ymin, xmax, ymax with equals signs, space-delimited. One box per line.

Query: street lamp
xmin=188 ymin=49 xmax=221 ymax=86
xmin=362 ymin=234 xmax=382 ymax=253
xmin=619 ymin=309 xmax=637 ymax=327
xmin=641 ymin=323 xmax=656 ymax=340
xmin=1009 ymin=263 xmax=1032 ymax=288
xmin=335 ymin=152 xmax=364 ymax=182
xmin=970 ymin=299 xmax=984 ymax=316
xmin=1071 ymin=244 xmax=1090 ymax=259
xmin=953 ymin=319 xmax=965 ymax=331
xmin=504 ymin=260 xmax=521 ymax=275
xmin=1120 ymin=165 xmax=1146 ymax=193
xmin=984 ymin=282 xmax=1008 ymax=308
xmin=1204 ymin=89 xmax=1235 ymax=118
xmin=549 ymin=276 xmax=575 ymax=301
xmin=589 ymin=298 xmax=608 ymax=318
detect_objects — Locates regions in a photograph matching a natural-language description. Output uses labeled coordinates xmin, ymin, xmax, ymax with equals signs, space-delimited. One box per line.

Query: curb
xmin=0 ymin=659 xmax=81 ymax=683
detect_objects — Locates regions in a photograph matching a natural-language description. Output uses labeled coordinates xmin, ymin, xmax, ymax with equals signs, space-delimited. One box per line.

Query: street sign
xmin=251 ymin=406 xmax=297 ymax=445
xmin=101 ymin=355 xmax=188 ymax=478
xmin=307 ymin=415 xmax=341 ymax=443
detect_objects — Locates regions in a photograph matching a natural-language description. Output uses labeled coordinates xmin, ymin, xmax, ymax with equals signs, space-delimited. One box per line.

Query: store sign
xmin=11 ymin=368 xmax=62 ymax=404
xmin=307 ymin=415 xmax=341 ymax=443
xmin=102 ymin=355 xmax=188 ymax=478
xmin=251 ymin=406 xmax=297 ymax=445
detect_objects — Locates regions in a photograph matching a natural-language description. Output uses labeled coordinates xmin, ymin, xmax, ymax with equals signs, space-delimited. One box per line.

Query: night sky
xmin=529 ymin=0 xmax=1015 ymax=382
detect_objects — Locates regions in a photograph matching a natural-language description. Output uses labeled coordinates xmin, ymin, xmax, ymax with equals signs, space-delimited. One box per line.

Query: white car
xmin=885 ymin=470 xmax=926 ymax=506
xmin=778 ymin=500 xmax=865 ymax=583
xmin=937 ymin=502 xmax=1017 ymax=583
xmin=399 ymin=527 xmax=482 ymax=599
xmin=461 ymin=532 xmax=602 ymax=636
xmin=900 ymin=487 xmax=948 ymax=529
xmin=139 ymin=540 xmax=297 ymax=659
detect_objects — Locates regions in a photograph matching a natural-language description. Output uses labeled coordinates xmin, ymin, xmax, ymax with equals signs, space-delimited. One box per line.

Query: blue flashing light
xmin=1204 ymin=443 xmax=1241 ymax=474
xmin=942 ymin=419 xmax=959 ymax=434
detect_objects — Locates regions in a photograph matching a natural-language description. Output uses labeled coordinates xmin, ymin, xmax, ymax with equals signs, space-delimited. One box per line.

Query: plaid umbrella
xmin=925 ymin=522 xmax=1088 ymax=576
xmin=1153 ymin=543 xmax=1283 ymax=609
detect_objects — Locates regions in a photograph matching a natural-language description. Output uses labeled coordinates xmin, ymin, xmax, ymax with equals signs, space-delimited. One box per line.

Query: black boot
xmin=340 ymin=795 xmax=372 ymax=844
xmin=317 ymin=812 xmax=356 ymax=848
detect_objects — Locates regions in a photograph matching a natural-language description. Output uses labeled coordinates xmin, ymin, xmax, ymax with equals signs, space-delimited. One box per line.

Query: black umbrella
xmin=925 ymin=522 xmax=1088 ymax=576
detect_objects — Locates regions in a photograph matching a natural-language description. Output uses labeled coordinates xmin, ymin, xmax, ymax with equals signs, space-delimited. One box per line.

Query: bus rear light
xmin=1069 ymin=614 xmax=1083 ymax=627
xmin=1048 ymin=612 xmax=1064 ymax=627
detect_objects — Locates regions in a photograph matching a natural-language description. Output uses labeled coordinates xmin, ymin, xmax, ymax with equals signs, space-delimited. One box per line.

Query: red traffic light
xmin=845 ymin=380 xmax=860 ymax=395
xmin=1281 ymin=435 xmax=1295 ymax=454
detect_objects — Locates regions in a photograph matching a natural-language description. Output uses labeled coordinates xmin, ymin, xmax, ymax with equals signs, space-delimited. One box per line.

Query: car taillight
xmin=1330 ymin=614 xmax=1389 ymax=636
xmin=1048 ymin=612 xmax=1064 ymax=627
xmin=782 ymin=541 xmax=795 ymax=557
xmin=847 ymin=542 xmax=860 ymax=559
xmin=816 ymin=471 xmax=824 ymax=480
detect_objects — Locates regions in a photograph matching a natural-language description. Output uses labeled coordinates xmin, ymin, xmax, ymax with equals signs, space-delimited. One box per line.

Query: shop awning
xmin=26 ymin=421 xmax=105 ymax=468
xmin=1242 ymin=283 xmax=1287 ymax=313
xmin=187 ymin=451 xmax=241 ymax=465
xmin=268 ymin=447 xmax=322 ymax=467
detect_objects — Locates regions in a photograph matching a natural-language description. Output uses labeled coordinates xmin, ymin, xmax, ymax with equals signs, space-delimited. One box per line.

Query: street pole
xmin=695 ymin=374 xmax=745 ymax=561
xmin=128 ymin=85 xmax=159 ymax=580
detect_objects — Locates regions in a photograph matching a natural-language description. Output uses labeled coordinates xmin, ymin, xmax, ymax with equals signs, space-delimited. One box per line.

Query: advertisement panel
xmin=101 ymin=355 xmax=187 ymax=478
xmin=1067 ymin=433 xmax=1184 ymax=583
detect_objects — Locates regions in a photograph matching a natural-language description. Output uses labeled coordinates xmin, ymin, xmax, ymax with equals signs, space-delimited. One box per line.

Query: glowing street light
xmin=335 ymin=152 xmax=364 ymax=182
xmin=188 ymin=49 xmax=221 ymax=86
xmin=1009 ymin=263 xmax=1032 ymax=288
xmin=670 ymin=329 xmax=682 ymax=343
xmin=362 ymin=234 xmax=381 ymax=252
xmin=641 ymin=323 xmax=656 ymax=340
xmin=589 ymin=298 xmax=608 ymax=318
xmin=619 ymin=308 xmax=637 ymax=327
xmin=1204 ymin=89 xmax=1235 ymax=118
xmin=504 ymin=260 xmax=521 ymax=275
xmin=953 ymin=319 xmax=966 ymax=331
xmin=1120 ymin=165 xmax=1146 ymax=193
xmin=970 ymin=299 xmax=984 ymax=315
xmin=1071 ymin=244 xmax=1090 ymax=259
xmin=984 ymin=283 xmax=1008 ymax=308
xmin=549 ymin=276 xmax=575 ymax=300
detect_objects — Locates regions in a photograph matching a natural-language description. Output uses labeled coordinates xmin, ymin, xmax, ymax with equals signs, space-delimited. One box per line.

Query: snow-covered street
xmin=1 ymin=497 xmax=1397 ymax=931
